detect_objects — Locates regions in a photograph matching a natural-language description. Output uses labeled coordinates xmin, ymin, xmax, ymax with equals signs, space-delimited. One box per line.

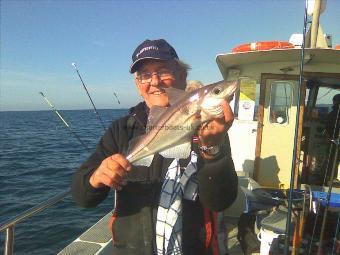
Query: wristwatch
xmin=199 ymin=145 xmax=220 ymax=156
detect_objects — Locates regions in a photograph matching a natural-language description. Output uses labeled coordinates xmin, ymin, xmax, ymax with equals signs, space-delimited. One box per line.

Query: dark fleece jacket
xmin=71 ymin=102 xmax=238 ymax=255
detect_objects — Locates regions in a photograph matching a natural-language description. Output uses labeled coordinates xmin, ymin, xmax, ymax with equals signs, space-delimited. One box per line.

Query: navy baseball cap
xmin=130 ymin=39 xmax=179 ymax=73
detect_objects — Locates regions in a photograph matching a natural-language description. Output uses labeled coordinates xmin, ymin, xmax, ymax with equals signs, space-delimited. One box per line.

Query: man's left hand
xmin=198 ymin=100 xmax=234 ymax=147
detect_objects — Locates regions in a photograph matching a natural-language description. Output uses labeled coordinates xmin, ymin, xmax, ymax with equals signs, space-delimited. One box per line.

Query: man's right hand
xmin=89 ymin=154 xmax=131 ymax=190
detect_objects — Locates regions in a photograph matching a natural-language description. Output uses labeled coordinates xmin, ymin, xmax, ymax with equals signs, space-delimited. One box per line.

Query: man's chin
xmin=149 ymin=99 xmax=169 ymax=108
xmin=148 ymin=95 xmax=169 ymax=107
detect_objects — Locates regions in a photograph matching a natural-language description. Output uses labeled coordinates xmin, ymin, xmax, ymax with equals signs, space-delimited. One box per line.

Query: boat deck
xmin=58 ymin=213 xmax=259 ymax=255
xmin=225 ymin=216 xmax=256 ymax=255
xmin=58 ymin=213 xmax=113 ymax=255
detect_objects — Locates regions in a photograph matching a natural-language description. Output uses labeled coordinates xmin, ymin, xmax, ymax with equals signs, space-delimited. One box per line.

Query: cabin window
xmin=269 ymin=81 xmax=293 ymax=124
xmin=315 ymin=87 xmax=339 ymax=120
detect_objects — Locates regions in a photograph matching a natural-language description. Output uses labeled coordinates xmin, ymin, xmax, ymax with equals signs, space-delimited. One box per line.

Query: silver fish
xmin=126 ymin=80 xmax=238 ymax=166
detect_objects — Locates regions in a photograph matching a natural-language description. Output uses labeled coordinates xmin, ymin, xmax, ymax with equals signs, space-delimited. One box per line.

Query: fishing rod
xmin=307 ymin=100 xmax=339 ymax=254
xmin=283 ymin=1 xmax=310 ymax=254
xmin=113 ymin=92 xmax=121 ymax=105
xmin=39 ymin=92 xmax=90 ymax=152
xmin=71 ymin=62 xmax=106 ymax=132
xmin=316 ymin=106 xmax=339 ymax=254
xmin=332 ymin=214 xmax=340 ymax=254
xmin=71 ymin=64 xmax=118 ymax=212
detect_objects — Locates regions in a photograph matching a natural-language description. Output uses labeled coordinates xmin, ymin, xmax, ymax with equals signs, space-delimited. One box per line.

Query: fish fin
xmin=159 ymin=142 xmax=191 ymax=159
xmin=164 ymin=87 xmax=189 ymax=106
xmin=147 ymin=105 xmax=167 ymax=130
xmin=133 ymin=154 xmax=154 ymax=167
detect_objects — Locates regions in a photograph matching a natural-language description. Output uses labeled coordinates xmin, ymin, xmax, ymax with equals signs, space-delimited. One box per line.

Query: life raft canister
xmin=232 ymin=41 xmax=295 ymax=53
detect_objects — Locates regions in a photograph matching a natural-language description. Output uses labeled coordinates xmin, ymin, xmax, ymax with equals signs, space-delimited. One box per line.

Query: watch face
xmin=199 ymin=145 xmax=220 ymax=155
xmin=208 ymin=146 xmax=220 ymax=155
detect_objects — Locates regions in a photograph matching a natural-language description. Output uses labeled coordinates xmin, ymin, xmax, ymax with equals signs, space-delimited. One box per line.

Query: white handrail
xmin=0 ymin=190 xmax=71 ymax=255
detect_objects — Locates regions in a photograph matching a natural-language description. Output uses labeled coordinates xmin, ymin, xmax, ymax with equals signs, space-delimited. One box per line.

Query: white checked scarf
xmin=155 ymin=152 xmax=199 ymax=255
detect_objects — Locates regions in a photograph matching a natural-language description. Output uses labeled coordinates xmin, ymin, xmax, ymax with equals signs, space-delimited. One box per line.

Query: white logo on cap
xmin=136 ymin=46 xmax=159 ymax=58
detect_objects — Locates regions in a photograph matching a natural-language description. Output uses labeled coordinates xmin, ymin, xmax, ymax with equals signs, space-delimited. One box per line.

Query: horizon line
xmin=0 ymin=108 xmax=129 ymax=113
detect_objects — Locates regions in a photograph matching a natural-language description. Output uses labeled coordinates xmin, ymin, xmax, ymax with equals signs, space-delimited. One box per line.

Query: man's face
xmin=135 ymin=59 xmax=186 ymax=108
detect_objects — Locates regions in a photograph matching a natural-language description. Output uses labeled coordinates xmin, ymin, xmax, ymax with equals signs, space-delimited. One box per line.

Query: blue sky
xmin=1 ymin=0 xmax=339 ymax=111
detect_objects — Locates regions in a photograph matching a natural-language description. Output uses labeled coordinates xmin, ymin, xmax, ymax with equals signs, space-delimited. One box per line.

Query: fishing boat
xmin=57 ymin=2 xmax=340 ymax=251
xmin=217 ymin=0 xmax=340 ymax=253
xmin=1 ymin=0 xmax=339 ymax=254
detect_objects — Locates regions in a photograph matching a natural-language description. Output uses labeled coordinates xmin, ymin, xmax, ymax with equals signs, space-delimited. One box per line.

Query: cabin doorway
xmin=300 ymin=77 xmax=340 ymax=186
xmin=254 ymin=74 xmax=305 ymax=188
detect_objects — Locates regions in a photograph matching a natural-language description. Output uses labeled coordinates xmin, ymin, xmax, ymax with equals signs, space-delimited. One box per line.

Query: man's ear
xmin=178 ymin=71 xmax=187 ymax=82
xmin=172 ymin=67 xmax=186 ymax=90
xmin=178 ymin=73 xmax=188 ymax=90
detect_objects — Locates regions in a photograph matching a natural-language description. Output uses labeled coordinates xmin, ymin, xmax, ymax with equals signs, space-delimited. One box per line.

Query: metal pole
xmin=332 ymin=214 xmax=340 ymax=254
xmin=317 ymin=137 xmax=339 ymax=254
xmin=4 ymin=226 xmax=14 ymax=255
xmin=284 ymin=3 xmax=309 ymax=254
xmin=0 ymin=190 xmax=70 ymax=232
xmin=315 ymin=103 xmax=340 ymax=254
xmin=0 ymin=190 xmax=70 ymax=255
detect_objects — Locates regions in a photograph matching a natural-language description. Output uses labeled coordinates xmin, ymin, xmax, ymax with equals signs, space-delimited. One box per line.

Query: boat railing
xmin=0 ymin=189 xmax=71 ymax=255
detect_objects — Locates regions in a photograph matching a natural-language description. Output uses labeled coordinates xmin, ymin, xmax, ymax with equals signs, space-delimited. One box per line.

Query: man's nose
xmin=149 ymin=73 xmax=161 ymax=87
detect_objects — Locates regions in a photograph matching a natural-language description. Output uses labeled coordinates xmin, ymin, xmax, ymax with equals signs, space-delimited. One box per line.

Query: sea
xmin=0 ymin=109 xmax=128 ymax=255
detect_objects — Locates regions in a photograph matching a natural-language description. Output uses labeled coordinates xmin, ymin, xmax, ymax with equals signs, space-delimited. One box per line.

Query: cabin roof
xmin=216 ymin=48 xmax=340 ymax=88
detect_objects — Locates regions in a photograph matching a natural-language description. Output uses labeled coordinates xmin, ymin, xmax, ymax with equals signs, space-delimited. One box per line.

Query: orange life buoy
xmin=335 ymin=45 xmax=340 ymax=50
xmin=232 ymin=41 xmax=295 ymax=53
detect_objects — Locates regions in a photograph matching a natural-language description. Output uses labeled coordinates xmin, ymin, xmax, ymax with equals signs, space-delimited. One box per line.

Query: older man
xmin=72 ymin=39 xmax=238 ymax=255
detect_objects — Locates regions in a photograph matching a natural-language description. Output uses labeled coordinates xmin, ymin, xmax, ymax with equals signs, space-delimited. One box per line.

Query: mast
xmin=310 ymin=0 xmax=322 ymax=48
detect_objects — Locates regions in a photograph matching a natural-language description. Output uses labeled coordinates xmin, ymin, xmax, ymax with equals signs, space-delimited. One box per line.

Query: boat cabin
xmin=217 ymin=47 xmax=340 ymax=189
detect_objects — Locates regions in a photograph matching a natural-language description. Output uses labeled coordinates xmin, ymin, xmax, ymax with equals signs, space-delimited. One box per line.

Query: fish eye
xmin=212 ymin=87 xmax=221 ymax=95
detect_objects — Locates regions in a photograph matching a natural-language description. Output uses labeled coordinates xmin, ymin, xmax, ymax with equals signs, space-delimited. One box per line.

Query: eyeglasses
xmin=136 ymin=70 xmax=175 ymax=84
